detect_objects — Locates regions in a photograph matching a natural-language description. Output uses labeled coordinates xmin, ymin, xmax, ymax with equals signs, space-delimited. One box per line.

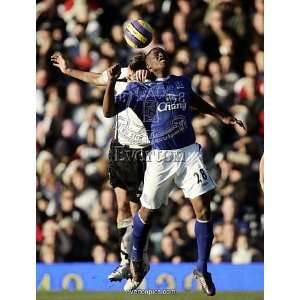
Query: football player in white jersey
xmin=51 ymin=52 xmax=151 ymax=281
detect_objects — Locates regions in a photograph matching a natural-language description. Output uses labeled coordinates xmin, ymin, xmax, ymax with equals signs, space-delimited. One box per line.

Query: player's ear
xmin=145 ymin=55 xmax=152 ymax=72
xmin=146 ymin=62 xmax=152 ymax=72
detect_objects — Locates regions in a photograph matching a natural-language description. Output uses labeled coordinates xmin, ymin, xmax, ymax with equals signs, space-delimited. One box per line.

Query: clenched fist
xmin=107 ymin=64 xmax=121 ymax=81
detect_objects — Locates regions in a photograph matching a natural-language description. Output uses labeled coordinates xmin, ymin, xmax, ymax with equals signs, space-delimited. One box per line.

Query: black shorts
xmin=108 ymin=140 xmax=150 ymax=203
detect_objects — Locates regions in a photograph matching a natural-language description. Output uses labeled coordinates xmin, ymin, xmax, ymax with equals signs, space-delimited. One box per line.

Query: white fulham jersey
xmin=102 ymin=68 xmax=150 ymax=148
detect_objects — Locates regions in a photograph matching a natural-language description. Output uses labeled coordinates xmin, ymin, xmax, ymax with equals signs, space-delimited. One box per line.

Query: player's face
xmin=146 ymin=47 xmax=169 ymax=74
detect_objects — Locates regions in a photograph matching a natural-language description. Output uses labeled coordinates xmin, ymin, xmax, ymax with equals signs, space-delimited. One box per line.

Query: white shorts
xmin=140 ymin=143 xmax=216 ymax=209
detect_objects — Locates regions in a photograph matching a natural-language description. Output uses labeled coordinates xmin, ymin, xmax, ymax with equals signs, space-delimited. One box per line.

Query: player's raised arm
xmin=51 ymin=52 xmax=107 ymax=86
xmin=191 ymin=91 xmax=246 ymax=130
xmin=103 ymin=64 xmax=121 ymax=118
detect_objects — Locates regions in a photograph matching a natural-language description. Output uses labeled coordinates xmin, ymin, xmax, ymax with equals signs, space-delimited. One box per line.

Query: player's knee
xmin=130 ymin=201 xmax=140 ymax=216
xmin=192 ymin=192 xmax=212 ymax=221
xmin=139 ymin=206 xmax=156 ymax=223
xmin=195 ymin=206 xmax=211 ymax=221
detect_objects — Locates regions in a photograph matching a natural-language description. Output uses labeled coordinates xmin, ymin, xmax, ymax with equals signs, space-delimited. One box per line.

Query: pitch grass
xmin=37 ymin=292 xmax=263 ymax=300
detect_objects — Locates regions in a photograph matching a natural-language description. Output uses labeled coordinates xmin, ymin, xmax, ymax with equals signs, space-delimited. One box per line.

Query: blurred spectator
xmin=40 ymin=243 xmax=56 ymax=264
xmin=160 ymin=235 xmax=181 ymax=263
xmin=92 ymin=244 xmax=106 ymax=264
xmin=36 ymin=151 xmax=60 ymax=215
xmin=178 ymin=202 xmax=194 ymax=223
xmin=73 ymin=39 xmax=93 ymax=71
xmin=64 ymin=81 xmax=85 ymax=125
xmin=70 ymin=167 xmax=99 ymax=215
xmin=92 ymin=219 xmax=119 ymax=256
xmin=37 ymin=191 xmax=51 ymax=225
xmin=222 ymin=223 xmax=236 ymax=254
xmin=210 ymin=243 xmax=229 ymax=264
xmin=59 ymin=187 xmax=89 ymax=226
xmin=232 ymin=233 xmax=262 ymax=264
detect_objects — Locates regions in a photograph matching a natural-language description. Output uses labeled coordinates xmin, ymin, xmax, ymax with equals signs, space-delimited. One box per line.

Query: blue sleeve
xmin=180 ymin=75 xmax=194 ymax=98
xmin=115 ymin=83 xmax=137 ymax=113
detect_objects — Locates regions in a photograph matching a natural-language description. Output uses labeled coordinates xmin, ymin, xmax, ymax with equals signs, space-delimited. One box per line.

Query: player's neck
xmin=154 ymin=69 xmax=169 ymax=79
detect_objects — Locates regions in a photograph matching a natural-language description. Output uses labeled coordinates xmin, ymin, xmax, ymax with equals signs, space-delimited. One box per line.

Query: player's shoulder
xmin=168 ymin=75 xmax=191 ymax=87
xmin=124 ymin=81 xmax=148 ymax=97
xmin=169 ymin=74 xmax=183 ymax=79
xmin=126 ymin=81 xmax=143 ymax=89
xmin=128 ymin=79 xmax=151 ymax=88
xmin=169 ymin=74 xmax=190 ymax=82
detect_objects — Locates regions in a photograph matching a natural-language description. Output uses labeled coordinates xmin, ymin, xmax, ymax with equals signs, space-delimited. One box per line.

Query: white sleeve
xmin=119 ymin=67 xmax=128 ymax=79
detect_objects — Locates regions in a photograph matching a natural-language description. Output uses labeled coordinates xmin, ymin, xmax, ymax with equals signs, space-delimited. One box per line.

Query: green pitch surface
xmin=37 ymin=292 xmax=263 ymax=300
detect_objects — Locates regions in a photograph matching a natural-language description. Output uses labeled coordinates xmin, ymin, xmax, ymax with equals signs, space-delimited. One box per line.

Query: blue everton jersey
xmin=115 ymin=75 xmax=196 ymax=150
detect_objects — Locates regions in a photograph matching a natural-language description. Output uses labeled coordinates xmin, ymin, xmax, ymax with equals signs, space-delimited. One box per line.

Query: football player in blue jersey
xmin=103 ymin=47 xmax=245 ymax=295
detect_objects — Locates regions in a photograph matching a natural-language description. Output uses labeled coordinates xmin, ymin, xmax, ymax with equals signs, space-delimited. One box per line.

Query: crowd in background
xmin=36 ymin=0 xmax=264 ymax=265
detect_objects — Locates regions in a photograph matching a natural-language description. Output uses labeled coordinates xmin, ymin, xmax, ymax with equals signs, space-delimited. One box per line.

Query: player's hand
xmin=135 ymin=69 xmax=149 ymax=82
xmin=107 ymin=64 xmax=121 ymax=81
xmin=51 ymin=52 xmax=69 ymax=74
xmin=223 ymin=116 xmax=246 ymax=131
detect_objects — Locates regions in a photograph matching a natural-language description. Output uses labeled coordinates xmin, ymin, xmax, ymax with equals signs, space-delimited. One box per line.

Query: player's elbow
xmin=103 ymin=108 xmax=116 ymax=118
xmin=104 ymin=112 xmax=114 ymax=118
xmin=103 ymin=110 xmax=111 ymax=118
xmin=95 ymin=77 xmax=106 ymax=86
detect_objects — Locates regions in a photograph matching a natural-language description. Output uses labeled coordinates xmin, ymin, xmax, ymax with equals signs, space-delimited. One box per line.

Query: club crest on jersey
xmin=175 ymin=81 xmax=185 ymax=89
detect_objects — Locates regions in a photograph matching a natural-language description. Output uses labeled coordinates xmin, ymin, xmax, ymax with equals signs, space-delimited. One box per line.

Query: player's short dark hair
xmin=128 ymin=52 xmax=146 ymax=71
xmin=145 ymin=47 xmax=167 ymax=65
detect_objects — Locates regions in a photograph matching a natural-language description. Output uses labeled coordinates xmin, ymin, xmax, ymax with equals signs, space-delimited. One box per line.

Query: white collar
xmin=156 ymin=76 xmax=169 ymax=81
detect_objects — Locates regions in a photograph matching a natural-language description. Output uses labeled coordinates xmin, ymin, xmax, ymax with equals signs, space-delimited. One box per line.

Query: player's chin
xmin=157 ymin=60 xmax=167 ymax=68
